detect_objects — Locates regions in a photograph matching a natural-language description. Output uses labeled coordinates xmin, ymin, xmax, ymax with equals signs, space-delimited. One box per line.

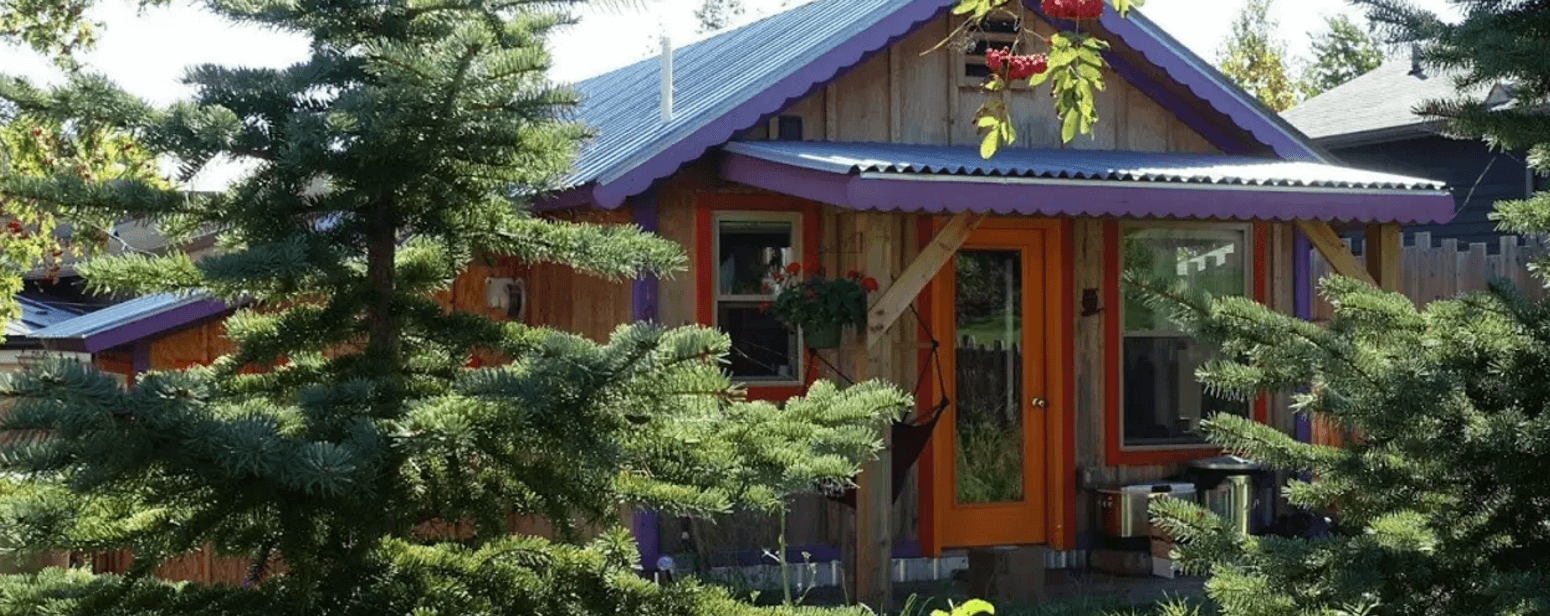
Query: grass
xmin=896 ymin=594 xmax=1217 ymax=616
xmin=955 ymin=417 xmax=1024 ymax=503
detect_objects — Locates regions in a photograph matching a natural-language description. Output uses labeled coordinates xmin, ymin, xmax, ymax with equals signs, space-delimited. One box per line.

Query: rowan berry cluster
xmin=1043 ymin=0 xmax=1103 ymax=20
xmin=986 ymin=47 xmax=1049 ymax=80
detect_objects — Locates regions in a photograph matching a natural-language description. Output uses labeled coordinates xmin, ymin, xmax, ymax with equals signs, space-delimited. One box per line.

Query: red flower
xmin=1042 ymin=0 xmax=1103 ymax=20
xmin=5 ymin=221 xmax=22 ymax=235
xmin=860 ymin=277 xmax=879 ymax=292
xmin=804 ymin=289 xmax=816 ymax=300
xmin=846 ymin=269 xmax=862 ymax=280
xmin=785 ymin=262 xmax=802 ymax=275
xmin=759 ymin=301 xmax=772 ymax=312
xmin=1007 ymin=54 xmax=1049 ymax=80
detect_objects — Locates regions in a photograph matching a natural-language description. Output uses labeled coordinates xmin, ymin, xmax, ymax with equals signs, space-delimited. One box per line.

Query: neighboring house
xmin=541 ymin=0 xmax=1447 ymax=597
xmin=1284 ymin=56 xmax=1538 ymax=251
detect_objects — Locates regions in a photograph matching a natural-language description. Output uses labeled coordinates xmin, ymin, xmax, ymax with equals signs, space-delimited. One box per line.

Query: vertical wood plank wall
xmin=766 ymin=12 xmax=1218 ymax=154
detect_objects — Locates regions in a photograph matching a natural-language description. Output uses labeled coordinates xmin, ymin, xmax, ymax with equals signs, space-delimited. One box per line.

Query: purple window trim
xmin=722 ymin=153 xmax=1455 ymax=225
xmin=133 ymin=340 xmax=152 ymax=374
xmin=629 ymin=191 xmax=663 ymax=569
xmin=40 ymin=300 xmax=231 ymax=354
xmin=1293 ymin=229 xmax=1313 ymax=444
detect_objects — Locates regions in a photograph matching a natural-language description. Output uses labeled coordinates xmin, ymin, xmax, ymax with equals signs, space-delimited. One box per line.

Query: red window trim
xmin=1103 ymin=220 xmax=1270 ymax=467
xmin=694 ymin=193 xmax=821 ymax=402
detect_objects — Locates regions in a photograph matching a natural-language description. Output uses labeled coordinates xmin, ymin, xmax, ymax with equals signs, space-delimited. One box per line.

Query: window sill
xmin=1107 ymin=445 xmax=1223 ymax=467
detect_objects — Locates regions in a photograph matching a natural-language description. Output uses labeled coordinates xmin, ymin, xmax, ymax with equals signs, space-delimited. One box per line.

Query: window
xmin=713 ymin=213 xmax=801 ymax=382
xmin=959 ymin=18 xmax=1020 ymax=86
xmin=1120 ymin=224 xmax=1251 ymax=448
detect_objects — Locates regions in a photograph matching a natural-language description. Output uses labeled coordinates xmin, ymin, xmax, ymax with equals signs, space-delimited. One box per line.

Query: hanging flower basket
xmin=802 ymin=322 xmax=845 ymax=350
xmin=763 ymin=263 xmax=879 ymax=350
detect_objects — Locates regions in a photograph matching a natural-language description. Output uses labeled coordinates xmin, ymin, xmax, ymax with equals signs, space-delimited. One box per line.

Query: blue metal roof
xmin=565 ymin=0 xmax=906 ymax=191
xmin=6 ymin=295 xmax=96 ymax=338
xmin=29 ymin=293 xmax=208 ymax=340
xmin=560 ymin=0 xmax=1333 ymax=208
xmin=724 ymin=141 xmax=1447 ymax=191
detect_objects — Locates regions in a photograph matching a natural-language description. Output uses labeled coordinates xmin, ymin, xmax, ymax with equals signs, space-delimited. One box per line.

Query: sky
xmin=0 ymin=0 xmax=1458 ymax=187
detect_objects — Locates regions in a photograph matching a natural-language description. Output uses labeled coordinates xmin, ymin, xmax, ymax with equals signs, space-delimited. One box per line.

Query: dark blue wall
xmin=1332 ymin=135 xmax=1531 ymax=253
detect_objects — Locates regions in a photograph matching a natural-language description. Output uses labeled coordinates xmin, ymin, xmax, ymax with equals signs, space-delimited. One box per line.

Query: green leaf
xmin=1000 ymin=119 xmax=1017 ymax=144
xmin=980 ymin=129 xmax=999 ymax=159
xmin=976 ymin=116 xmax=998 ymax=128
xmin=954 ymin=599 xmax=996 ymax=616
xmin=1029 ymin=69 xmax=1051 ymax=87
xmin=1061 ymin=110 xmax=1079 ymax=143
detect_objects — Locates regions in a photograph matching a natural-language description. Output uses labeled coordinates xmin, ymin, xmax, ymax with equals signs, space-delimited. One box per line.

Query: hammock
xmin=814 ymin=305 xmax=951 ymax=508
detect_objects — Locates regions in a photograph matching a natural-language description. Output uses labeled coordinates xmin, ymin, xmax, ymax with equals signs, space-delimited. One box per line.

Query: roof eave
xmin=722 ymin=153 xmax=1455 ymax=225
xmin=32 ymin=299 xmax=231 ymax=354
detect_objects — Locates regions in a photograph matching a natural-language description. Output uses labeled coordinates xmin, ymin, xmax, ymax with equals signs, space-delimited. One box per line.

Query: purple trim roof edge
xmin=43 ymin=300 xmax=231 ymax=354
xmin=722 ymin=153 xmax=1454 ymax=225
xmin=585 ymin=0 xmax=950 ymax=210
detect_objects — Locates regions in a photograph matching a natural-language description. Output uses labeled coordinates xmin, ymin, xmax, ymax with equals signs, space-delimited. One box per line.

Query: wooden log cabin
xmin=20 ymin=0 xmax=1450 ymax=604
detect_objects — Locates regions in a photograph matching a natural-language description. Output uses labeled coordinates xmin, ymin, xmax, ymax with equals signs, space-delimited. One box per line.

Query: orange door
xmin=928 ymin=220 xmax=1066 ymax=549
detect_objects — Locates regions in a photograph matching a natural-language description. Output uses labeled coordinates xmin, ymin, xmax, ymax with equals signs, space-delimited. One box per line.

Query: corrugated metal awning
xmin=721 ymin=141 xmax=1454 ymax=224
xmin=724 ymin=141 xmax=1444 ymax=190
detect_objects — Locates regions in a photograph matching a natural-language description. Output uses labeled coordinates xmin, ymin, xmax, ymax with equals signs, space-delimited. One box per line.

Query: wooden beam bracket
xmin=1294 ymin=220 xmax=1377 ymax=287
xmin=865 ymin=212 xmax=986 ymax=348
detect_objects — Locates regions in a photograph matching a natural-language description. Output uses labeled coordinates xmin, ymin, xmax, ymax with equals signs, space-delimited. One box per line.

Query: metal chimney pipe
xmin=661 ymin=35 xmax=674 ymax=122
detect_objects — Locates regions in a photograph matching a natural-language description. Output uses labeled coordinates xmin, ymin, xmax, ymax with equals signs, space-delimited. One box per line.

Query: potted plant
xmin=764 ymin=263 xmax=879 ymax=349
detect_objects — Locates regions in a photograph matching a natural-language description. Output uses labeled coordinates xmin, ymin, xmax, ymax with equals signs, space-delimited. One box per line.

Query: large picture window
xmin=1120 ymin=224 xmax=1250 ymax=447
xmin=713 ymin=213 xmax=801 ymax=382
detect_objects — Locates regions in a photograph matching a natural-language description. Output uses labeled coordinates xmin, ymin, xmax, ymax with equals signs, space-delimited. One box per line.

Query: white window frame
xmin=1118 ymin=221 xmax=1253 ymax=451
xmin=712 ymin=211 xmax=804 ymax=385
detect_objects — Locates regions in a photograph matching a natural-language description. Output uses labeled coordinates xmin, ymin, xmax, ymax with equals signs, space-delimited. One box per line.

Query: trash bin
xmin=1096 ymin=482 xmax=1196 ymax=538
xmin=1188 ymin=456 xmax=1274 ymax=535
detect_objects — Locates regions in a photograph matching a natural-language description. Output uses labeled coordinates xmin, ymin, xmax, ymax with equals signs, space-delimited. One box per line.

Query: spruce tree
xmin=0 ymin=0 xmax=907 ymax=614
xmin=1140 ymin=5 xmax=1550 ymax=614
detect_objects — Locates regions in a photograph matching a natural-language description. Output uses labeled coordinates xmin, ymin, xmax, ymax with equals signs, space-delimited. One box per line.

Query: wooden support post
xmin=1365 ymin=223 xmax=1401 ymax=292
xmin=1294 ymin=220 xmax=1377 ymax=286
xmin=849 ymin=214 xmax=895 ymax=610
xmin=867 ymin=212 xmax=985 ymax=348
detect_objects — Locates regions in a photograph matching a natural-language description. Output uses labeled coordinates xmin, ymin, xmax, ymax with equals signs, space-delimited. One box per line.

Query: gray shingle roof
xmin=725 ymin=141 xmax=1446 ymax=190
xmin=1283 ymin=58 xmax=1487 ymax=143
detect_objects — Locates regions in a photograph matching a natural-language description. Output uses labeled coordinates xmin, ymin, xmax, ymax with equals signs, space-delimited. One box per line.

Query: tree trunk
xmin=366 ymin=198 xmax=398 ymax=369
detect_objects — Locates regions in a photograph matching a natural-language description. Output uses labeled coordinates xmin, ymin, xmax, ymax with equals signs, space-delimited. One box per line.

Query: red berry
xmin=986 ymin=47 xmax=1010 ymax=74
xmin=1007 ymin=54 xmax=1050 ymax=80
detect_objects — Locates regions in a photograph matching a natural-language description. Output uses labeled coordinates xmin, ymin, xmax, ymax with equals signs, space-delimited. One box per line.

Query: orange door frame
xmin=919 ymin=217 xmax=1075 ymax=554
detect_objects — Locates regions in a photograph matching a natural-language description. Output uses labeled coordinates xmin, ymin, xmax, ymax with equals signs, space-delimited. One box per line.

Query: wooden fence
xmin=1309 ymin=232 xmax=1550 ymax=322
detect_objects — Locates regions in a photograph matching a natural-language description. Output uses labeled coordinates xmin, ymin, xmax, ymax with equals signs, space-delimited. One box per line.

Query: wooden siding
xmin=768 ymin=12 xmax=1219 ymax=154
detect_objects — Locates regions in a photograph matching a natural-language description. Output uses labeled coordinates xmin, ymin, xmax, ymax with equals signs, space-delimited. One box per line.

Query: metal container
xmin=1189 ymin=456 xmax=1272 ymax=535
xmin=1096 ymin=482 xmax=1196 ymax=538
